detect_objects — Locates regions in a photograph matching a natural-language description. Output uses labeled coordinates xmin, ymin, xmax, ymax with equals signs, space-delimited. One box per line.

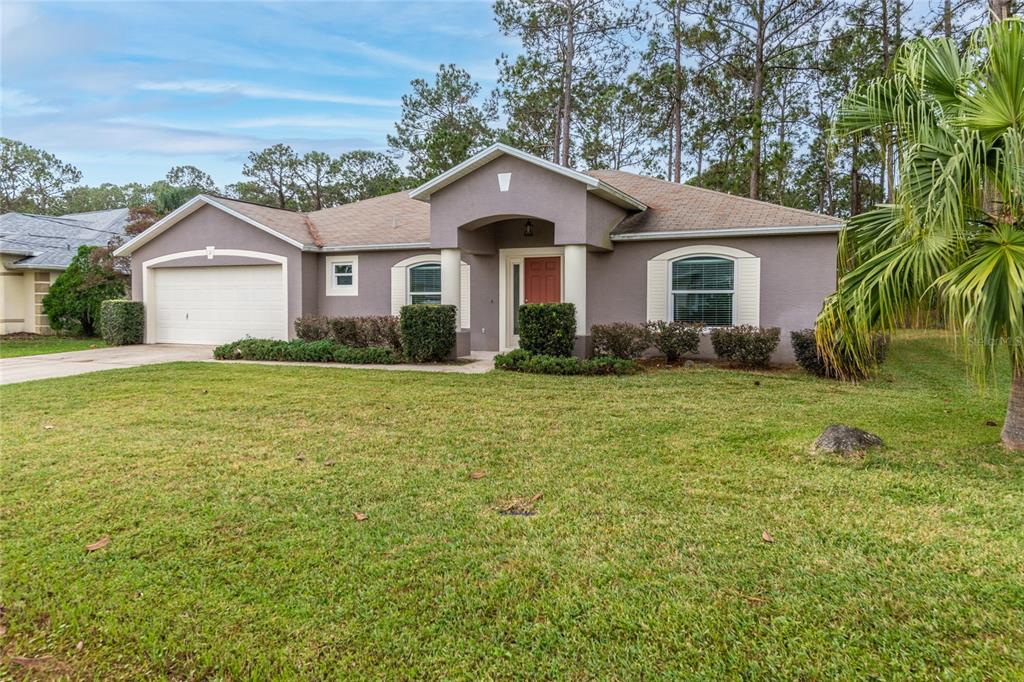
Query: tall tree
xmin=684 ymin=0 xmax=837 ymax=199
xmin=493 ymin=0 xmax=643 ymax=166
xmin=817 ymin=19 xmax=1024 ymax=447
xmin=165 ymin=165 xmax=218 ymax=194
xmin=237 ymin=144 xmax=299 ymax=209
xmin=336 ymin=150 xmax=408 ymax=203
xmin=0 ymin=138 xmax=82 ymax=214
xmin=388 ymin=65 xmax=495 ymax=182
xmin=294 ymin=151 xmax=341 ymax=211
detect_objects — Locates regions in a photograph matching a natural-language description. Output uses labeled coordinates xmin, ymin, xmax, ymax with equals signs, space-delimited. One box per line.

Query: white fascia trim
xmin=113 ymin=195 xmax=305 ymax=256
xmin=611 ymin=224 xmax=843 ymax=241
xmin=409 ymin=143 xmax=599 ymax=201
xmin=591 ymin=182 xmax=647 ymax=211
xmin=315 ymin=242 xmax=432 ymax=253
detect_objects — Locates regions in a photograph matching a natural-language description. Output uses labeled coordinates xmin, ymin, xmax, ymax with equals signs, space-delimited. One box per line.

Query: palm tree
xmin=816 ymin=18 xmax=1024 ymax=448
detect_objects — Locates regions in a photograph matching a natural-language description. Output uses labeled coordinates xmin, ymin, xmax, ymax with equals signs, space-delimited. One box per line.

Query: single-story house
xmin=114 ymin=144 xmax=841 ymax=361
xmin=0 ymin=208 xmax=130 ymax=334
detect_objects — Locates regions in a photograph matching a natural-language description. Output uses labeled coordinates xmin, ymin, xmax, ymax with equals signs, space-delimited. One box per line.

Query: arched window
xmin=408 ymin=262 xmax=442 ymax=304
xmin=671 ymin=256 xmax=734 ymax=326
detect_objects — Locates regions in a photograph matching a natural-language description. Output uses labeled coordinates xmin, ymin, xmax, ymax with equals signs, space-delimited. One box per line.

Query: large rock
xmin=814 ymin=424 xmax=883 ymax=454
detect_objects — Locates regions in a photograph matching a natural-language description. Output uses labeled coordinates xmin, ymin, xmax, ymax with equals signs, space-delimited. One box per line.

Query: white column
xmin=440 ymin=248 xmax=462 ymax=328
xmin=563 ymin=244 xmax=587 ymax=336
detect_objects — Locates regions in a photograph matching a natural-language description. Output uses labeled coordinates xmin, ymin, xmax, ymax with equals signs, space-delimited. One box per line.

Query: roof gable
xmin=113 ymin=195 xmax=313 ymax=256
xmin=409 ymin=143 xmax=647 ymax=211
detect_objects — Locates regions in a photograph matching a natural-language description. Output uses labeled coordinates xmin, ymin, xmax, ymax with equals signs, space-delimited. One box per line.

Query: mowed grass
xmin=1 ymin=331 xmax=1022 ymax=679
xmin=0 ymin=335 xmax=105 ymax=358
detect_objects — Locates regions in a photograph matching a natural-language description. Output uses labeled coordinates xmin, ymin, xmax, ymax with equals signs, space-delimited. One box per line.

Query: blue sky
xmin=0 ymin=1 xmax=515 ymax=187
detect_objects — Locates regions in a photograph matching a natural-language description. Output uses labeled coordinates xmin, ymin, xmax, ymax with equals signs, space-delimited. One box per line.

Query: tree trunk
xmin=943 ymin=0 xmax=953 ymax=37
xmin=1002 ymin=369 xmax=1024 ymax=449
xmin=560 ymin=6 xmax=575 ymax=167
xmin=850 ymin=134 xmax=862 ymax=216
xmin=672 ymin=1 xmax=683 ymax=183
xmin=989 ymin=0 xmax=1012 ymax=20
xmin=749 ymin=1 xmax=766 ymax=200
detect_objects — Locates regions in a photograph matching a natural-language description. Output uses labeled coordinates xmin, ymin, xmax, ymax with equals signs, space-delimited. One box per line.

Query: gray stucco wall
xmin=429 ymin=156 xmax=622 ymax=249
xmin=587 ymin=233 xmax=838 ymax=362
xmin=129 ymin=204 xmax=307 ymax=338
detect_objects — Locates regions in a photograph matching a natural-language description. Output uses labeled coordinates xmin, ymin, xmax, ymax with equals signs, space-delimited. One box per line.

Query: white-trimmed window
xmin=408 ymin=263 xmax=442 ymax=305
xmin=326 ymin=255 xmax=358 ymax=296
xmin=671 ymin=256 xmax=734 ymax=326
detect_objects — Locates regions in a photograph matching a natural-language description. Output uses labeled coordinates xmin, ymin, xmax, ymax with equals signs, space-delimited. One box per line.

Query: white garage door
xmin=152 ymin=265 xmax=286 ymax=344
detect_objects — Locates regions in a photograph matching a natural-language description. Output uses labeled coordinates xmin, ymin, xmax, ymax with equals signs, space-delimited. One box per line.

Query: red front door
xmin=524 ymin=257 xmax=560 ymax=304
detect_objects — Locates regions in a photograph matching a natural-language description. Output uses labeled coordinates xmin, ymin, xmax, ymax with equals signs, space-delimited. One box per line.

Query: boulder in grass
xmin=814 ymin=424 xmax=883 ymax=454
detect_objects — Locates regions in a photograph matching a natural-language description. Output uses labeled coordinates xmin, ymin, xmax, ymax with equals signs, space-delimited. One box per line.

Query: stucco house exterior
xmin=113 ymin=144 xmax=841 ymax=361
xmin=0 ymin=208 xmax=130 ymax=334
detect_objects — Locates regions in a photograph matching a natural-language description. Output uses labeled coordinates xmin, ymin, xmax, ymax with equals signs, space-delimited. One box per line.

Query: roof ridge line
xmin=302 ymin=214 xmax=324 ymax=248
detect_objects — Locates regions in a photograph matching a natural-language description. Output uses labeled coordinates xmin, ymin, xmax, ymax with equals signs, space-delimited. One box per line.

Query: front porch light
xmin=523 ymin=220 xmax=534 ymax=237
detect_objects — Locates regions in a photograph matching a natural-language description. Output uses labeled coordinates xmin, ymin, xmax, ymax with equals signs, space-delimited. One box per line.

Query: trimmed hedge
xmin=518 ymin=303 xmax=576 ymax=357
xmin=295 ymin=314 xmax=402 ymax=350
xmin=591 ymin=322 xmax=651 ymax=360
xmin=99 ymin=300 xmax=144 ymax=346
xmin=710 ymin=325 xmax=780 ymax=368
xmin=400 ymin=304 xmax=456 ymax=362
xmin=791 ymin=329 xmax=889 ymax=378
xmin=495 ymin=348 xmax=639 ymax=376
xmin=647 ymin=320 xmax=702 ymax=362
xmin=214 ymin=338 xmax=400 ymax=364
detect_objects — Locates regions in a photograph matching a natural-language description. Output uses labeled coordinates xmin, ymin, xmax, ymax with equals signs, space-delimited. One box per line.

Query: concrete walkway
xmin=0 ymin=346 xmax=497 ymax=385
xmin=0 ymin=344 xmax=215 ymax=385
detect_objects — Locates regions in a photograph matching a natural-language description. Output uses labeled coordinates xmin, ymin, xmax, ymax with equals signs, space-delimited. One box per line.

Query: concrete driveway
xmin=0 ymin=344 xmax=215 ymax=385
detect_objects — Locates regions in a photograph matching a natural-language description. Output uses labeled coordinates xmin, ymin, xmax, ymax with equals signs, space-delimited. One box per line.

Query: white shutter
xmin=646 ymin=259 xmax=668 ymax=322
xmin=460 ymin=262 xmax=471 ymax=329
xmin=733 ymin=257 xmax=761 ymax=326
xmin=391 ymin=266 xmax=406 ymax=316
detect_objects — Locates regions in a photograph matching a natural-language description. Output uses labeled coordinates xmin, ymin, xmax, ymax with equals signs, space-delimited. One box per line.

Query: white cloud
xmin=135 ymin=80 xmax=400 ymax=108
xmin=0 ymin=88 xmax=60 ymax=116
xmin=227 ymin=115 xmax=393 ymax=133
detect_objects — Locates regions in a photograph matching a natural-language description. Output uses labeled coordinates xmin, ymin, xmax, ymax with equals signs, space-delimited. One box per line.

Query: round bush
xmin=99 ymin=300 xmax=144 ymax=345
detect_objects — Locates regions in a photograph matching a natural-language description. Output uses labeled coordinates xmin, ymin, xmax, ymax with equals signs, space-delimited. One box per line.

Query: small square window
xmin=327 ymin=256 xmax=358 ymax=296
xmin=334 ymin=262 xmax=353 ymax=286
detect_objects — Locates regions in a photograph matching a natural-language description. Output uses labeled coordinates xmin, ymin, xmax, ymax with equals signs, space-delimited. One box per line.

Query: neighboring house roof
xmin=588 ymin=170 xmax=841 ymax=239
xmin=409 ymin=143 xmax=648 ymax=211
xmin=0 ymin=208 xmax=130 ymax=270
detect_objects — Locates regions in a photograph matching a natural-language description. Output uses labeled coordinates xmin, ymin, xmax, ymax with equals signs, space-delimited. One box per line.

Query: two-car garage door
xmin=152 ymin=265 xmax=286 ymax=344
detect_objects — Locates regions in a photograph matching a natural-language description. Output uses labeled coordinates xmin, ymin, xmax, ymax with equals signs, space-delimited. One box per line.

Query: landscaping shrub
xmin=518 ymin=303 xmax=576 ymax=357
xmin=647 ymin=320 xmax=702 ymax=362
xmin=43 ymin=245 xmax=126 ymax=336
xmin=710 ymin=325 xmax=780 ymax=369
xmin=294 ymin=315 xmax=331 ymax=341
xmin=214 ymin=338 xmax=400 ymax=364
xmin=333 ymin=345 xmax=400 ymax=364
xmin=399 ymin=304 xmax=456 ymax=362
xmin=495 ymin=349 xmax=639 ymax=376
xmin=591 ymin=322 xmax=651 ymax=360
xmin=99 ymin=300 xmax=144 ymax=346
xmin=791 ymin=329 xmax=889 ymax=378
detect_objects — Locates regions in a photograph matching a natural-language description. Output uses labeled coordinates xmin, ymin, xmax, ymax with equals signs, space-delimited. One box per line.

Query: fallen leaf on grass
xmin=85 ymin=536 xmax=109 ymax=552
xmin=12 ymin=656 xmax=53 ymax=667
xmin=76 ymin=641 xmax=83 ymax=651
xmin=295 ymin=454 xmax=306 ymax=462
xmin=323 ymin=460 xmax=335 ymax=467
xmin=0 ymin=624 xmax=6 ymax=637
xmin=724 ymin=589 xmax=768 ymax=606
xmin=497 ymin=492 xmax=543 ymax=516
xmin=469 ymin=470 xmax=486 ymax=480
xmin=43 ymin=424 xmax=54 ymax=430
xmin=985 ymin=420 xmax=998 ymax=427
xmin=352 ymin=512 xmax=368 ymax=522
xmin=761 ymin=531 xmax=774 ymax=543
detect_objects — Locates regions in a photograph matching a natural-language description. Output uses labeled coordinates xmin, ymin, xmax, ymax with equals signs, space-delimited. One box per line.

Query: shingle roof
xmin=0 ymin=208 xmax=130 ymax=269
xmin=205 ymin=196 xmax=318 ymax=246
xmin=308 ymin=192 xmax=430 ymax=247
xmin=166 ymin=169 xmax=839 ymax=251
xmin=586 ymin=170 xmax=839 ymax=235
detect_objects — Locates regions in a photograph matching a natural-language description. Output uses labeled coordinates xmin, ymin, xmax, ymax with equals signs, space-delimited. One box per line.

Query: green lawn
xmin=0 ymin=335 xmax=105 ymax=358
xmin=2 ymin=332 xmax=1022 ymax=679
